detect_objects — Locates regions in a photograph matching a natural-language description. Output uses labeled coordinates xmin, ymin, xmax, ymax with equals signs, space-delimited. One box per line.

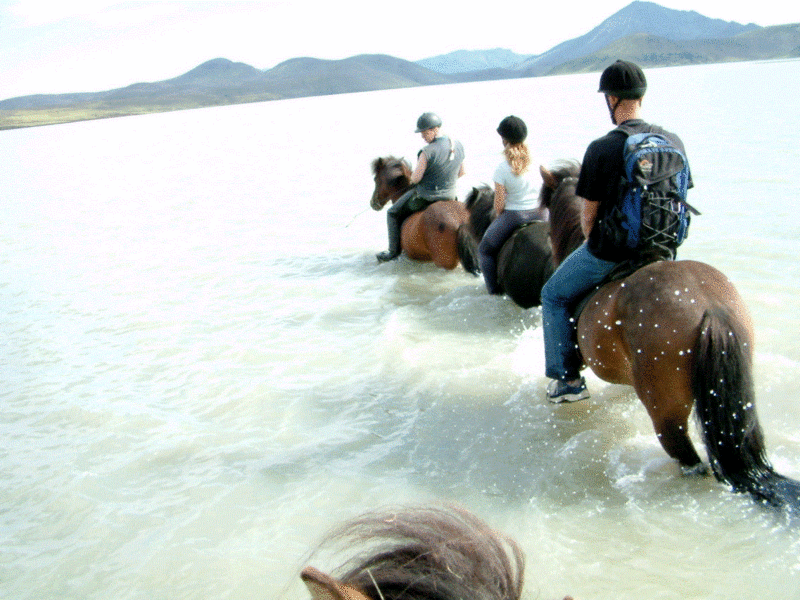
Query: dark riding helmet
xmin=598 ymin=60 xmax=647 ymax=99
xmin=415 ymin=112 xmax=442 ymax=132
xmin=497 ymin=115 xmax=527 ymax=145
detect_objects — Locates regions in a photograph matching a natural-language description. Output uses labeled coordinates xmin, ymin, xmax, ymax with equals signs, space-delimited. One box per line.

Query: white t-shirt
xmin=492 ymin=160 xmax=540 ymax=211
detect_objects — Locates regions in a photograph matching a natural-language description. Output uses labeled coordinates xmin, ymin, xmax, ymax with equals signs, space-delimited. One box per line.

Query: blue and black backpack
xmin=597 ymin=125 xmax=700 ymax=260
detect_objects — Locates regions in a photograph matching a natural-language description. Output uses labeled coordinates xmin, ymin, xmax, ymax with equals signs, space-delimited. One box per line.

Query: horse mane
xmin=371 ymin=156 xmax=390 ymax=177
xmin=541 ymin=160 xmax=584 ymax=266
xmin=372 ymin=156 xmax=411 ymax=183
xmin=538 ymin=160 xmax=580 ymax=211
xmin=464 ymin=185 xmax=496 ymax=240
xmin=313 ymin=505 xmax=525 ymax=600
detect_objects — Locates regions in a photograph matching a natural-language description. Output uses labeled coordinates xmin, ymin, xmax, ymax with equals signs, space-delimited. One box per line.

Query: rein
xmin=345 ymin=208 xmax=369 ymax=228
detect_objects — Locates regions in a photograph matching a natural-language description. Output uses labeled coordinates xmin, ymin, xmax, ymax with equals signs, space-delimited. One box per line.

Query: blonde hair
xmin=503 ymin=142 xmax=531 ymax=176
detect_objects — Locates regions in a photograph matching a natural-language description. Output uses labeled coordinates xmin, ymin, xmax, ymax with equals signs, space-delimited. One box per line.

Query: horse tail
xmin=457 ymin=224 xmax=480 ymax=276
xmin=692 ymin=307 xmax=800 ymax=511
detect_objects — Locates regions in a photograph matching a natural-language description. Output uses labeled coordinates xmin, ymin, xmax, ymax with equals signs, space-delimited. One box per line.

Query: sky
xmin=1 ymin=0 xmax=797 ymax=100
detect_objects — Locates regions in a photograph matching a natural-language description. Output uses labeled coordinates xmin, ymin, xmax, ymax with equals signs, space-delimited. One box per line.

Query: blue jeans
xmin=541 ymin=242 xmax=617 ymax=381
xmin=478 ymin=209 xmax=541 ymax=294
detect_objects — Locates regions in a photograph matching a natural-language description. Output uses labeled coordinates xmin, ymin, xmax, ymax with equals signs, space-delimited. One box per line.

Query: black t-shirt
xmin=576 ymin=119 xmax=692 ymax=260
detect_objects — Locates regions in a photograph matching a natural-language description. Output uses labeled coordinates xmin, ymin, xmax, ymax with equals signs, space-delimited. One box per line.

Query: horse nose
xmin=370 ymin=190 xmax=383 ymax=211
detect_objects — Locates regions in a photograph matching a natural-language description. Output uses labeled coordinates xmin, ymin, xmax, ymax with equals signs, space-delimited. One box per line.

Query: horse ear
xmin=301 ymin=567 xmax=372 ymax=600
xmin=539 ymin=165 xmax=558 ymax=190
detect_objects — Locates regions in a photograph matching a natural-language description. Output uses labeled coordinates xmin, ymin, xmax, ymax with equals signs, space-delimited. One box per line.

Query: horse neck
xmin=388 ymin=167 xmax=412 ymax=203
xmin=465 ymin=186 xmax=495 ymax=239
xmin=548 ymin=181 xmax=584 ymax=266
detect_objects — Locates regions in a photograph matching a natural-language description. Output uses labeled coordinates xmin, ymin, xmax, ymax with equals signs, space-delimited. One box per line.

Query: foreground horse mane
xmin=305 ymin=505 xmax=525 ymax=600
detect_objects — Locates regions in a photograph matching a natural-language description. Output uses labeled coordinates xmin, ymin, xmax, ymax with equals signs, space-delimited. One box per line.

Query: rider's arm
xmin=409 ymin=152 xmax=428 ymax=185
xmin=494 ymin=183 xmax=507 ymax=214
xmin=580 ymin=197 xmax=600 ymax=237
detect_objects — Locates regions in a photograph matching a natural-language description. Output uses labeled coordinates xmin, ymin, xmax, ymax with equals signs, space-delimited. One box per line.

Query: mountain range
xmin=2 ymin=1 xmax=798 ymax=129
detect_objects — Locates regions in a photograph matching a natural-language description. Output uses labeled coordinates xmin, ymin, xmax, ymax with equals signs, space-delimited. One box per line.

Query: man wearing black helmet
xmin=376 ymin=112 xmax=466 ymax=262
xmin=540 ymin=60 xmax=693 ymax=403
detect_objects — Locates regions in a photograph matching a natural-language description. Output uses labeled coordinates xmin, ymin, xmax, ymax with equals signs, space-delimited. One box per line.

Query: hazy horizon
xmin=2 ymin=0 xmax=797 ymax=101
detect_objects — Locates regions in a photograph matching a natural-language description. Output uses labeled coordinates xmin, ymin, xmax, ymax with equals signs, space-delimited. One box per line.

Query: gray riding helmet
xmin=415 ymin=112 xmax=443 ymax=132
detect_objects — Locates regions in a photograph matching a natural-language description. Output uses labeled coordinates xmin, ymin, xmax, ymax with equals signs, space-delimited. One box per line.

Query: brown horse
xmin=370 ymin=156 xmax=479 ymax=274
xmin=541 ymin=163 xmax=800 ymax=511
xmin=463 ymin=161 xmax=583 ymax=308
xmin=301 ymin=505 xmax=574 ymax=600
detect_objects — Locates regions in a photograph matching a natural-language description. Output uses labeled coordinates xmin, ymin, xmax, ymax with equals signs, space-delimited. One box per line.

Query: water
xmin=2 ymin=60 xmax=800 ymax=599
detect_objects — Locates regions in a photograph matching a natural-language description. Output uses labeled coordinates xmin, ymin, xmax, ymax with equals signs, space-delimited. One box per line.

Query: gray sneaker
xmin=546 ymin=377 xmax=590 ymax=403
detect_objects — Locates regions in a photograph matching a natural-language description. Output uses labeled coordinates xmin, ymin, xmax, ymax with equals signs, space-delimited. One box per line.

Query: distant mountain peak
xmin=173 ymin=58 xmax=264 ymax=86
xmin=511 ymin=0 xmax=761 ymax=75
xmin=416 ymin=48 xmax=532 ymax=74
xmin=599 ymin=0 xmax=760 ymax=41
xmin=411 ymin=2 xmax=762 ymax=77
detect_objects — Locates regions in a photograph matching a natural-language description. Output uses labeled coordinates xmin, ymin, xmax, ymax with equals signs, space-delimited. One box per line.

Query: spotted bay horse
xmin=463 ymin=161 xmax=585 ymax=308
xmin=301 ymin=504 xmax=575 ymax=600
xmin=370 ymin=156 xmax=479 ymax=273
xmin=542 ymin=162 xmax=800 ymax=511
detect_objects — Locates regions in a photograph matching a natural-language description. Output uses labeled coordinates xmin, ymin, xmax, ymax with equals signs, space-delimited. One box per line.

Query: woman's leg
xmin=478 ymin=211 xmax=529 ymax=294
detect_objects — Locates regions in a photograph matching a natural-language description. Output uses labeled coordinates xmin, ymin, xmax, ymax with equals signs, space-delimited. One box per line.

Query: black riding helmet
xmin=599 ymin=60 xmax=647 ymax=123
xmin=497 ymin=115 xmax=527 ymax=145
xmin=415 ymin=112 xmax=442 ymax=132
xmin=598 ymin=60 xmax=647 ymax=99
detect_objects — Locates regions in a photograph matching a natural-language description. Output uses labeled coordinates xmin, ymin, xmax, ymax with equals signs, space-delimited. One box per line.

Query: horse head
xmin=370 ymin=156 xmax=412 ymax=211
xmin=539 ymin=161 xmax=584 ymax=266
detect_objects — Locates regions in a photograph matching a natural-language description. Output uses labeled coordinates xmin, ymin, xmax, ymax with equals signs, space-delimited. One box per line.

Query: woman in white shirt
xmin=479 ymin=116 xmax=548 ymax=294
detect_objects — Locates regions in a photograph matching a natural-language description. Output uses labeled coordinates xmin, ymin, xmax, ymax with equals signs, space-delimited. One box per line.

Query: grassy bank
xmin=0 ymin=94 xmax=276 ymax=130
xmin=0 ymin=106 xmax=181 ymax=130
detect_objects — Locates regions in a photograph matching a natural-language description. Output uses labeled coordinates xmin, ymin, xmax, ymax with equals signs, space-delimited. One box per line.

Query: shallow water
xmin=2 ymin=59 xmax=800 ymax=600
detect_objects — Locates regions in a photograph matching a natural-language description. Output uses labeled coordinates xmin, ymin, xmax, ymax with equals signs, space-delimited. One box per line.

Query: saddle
xmin=407 ymin=194 xmax=452 ymax=213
